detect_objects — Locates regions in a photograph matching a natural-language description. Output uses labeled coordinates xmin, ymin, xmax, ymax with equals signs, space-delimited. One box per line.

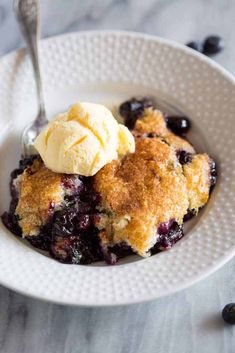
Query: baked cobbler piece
xmin=94 ymin=106 xmax=213 ymax=256
xmin=1 ymin=97 xmax=217 ymax=265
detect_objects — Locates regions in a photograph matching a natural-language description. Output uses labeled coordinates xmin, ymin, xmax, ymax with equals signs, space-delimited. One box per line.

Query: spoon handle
xmin=14 ymin=0 xmax=47 ymax=126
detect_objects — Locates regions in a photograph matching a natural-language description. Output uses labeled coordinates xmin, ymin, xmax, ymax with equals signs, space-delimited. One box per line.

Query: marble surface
xmin=0 ymin=0 xmax=235 ymax=352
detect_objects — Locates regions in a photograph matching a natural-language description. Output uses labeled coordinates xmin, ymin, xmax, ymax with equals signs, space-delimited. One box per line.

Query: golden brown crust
xmin=16 ymin=159 xmax=63 ymax=236
xmin=94 ymin=108 xmax=211 ymax=256
xmin=134 ymin=108 xmax=168 ymax=136
xmin=183 ymin=154 xmax=211 ymax=210
xmin=134 ymin=108 xmax=195 ymax=153
xmin=94 ymin=138 xmax=189 ymax=255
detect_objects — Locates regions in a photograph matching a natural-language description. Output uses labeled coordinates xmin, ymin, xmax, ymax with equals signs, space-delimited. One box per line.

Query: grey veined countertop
xmin=0 ymin=0 xmax=234 ymax=352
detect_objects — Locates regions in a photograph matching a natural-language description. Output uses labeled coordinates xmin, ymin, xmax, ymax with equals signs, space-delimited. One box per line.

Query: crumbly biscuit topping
xmin=94 ymin=108 xmax=211 ymax=256
xmin=16 ymin=159 xmax=63 ymax=236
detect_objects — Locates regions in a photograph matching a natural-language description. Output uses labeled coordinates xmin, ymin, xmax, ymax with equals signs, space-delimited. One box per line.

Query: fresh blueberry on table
xmin=186 ymin=41 xmax=203 ymax=52
xmin=222 ymin=303 xmax=235 ymax=324
xmin=203 ymin=35 xmax=225 ymax=55
xmin=186 ymin=35 xmax=225 ymax=56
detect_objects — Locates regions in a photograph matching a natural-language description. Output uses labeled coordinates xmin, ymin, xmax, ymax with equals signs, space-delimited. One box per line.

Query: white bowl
xmin=0 ymin=31 xmax=234 ymax=306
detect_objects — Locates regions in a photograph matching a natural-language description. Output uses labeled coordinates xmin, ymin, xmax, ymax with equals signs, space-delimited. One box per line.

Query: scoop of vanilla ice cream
xmin=34 ymin=102 xmax=135 ymax=176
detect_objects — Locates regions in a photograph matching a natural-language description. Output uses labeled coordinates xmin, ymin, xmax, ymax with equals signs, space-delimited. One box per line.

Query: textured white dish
xmin=0 ymin=31 xmax=234 ymax=306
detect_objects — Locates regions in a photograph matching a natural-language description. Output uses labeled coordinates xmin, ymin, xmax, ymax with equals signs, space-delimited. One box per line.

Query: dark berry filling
xmin=151 ymin=220 xmax=184 ymax=254
xmin=30 ymin=175 xmax=103 ymax=264
xmin=183 ymin=209 xmax=197 ymax=222
xmin=1 ymin=157 xmax=136 ymax=265
xmin=27 ymin=222 xmax=53 ymax=251
xmin=1 ymin=211 xmax=22 ymax=237
xmin=176 ymin=150 xmax=193 ymax=165
xmin=119 ymin=96 xmax=154 ymax=129
xmin=10 ymin=155 xmax=38 ymax=180
xmin=166 ymin=116 xmax=191 ymax=136
xmin=50 ymin=232 xmax=102 ymax=265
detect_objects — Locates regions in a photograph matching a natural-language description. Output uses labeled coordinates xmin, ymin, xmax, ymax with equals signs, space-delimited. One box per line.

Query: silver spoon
xmin=14 ymin=0 xmax=48 ymax=156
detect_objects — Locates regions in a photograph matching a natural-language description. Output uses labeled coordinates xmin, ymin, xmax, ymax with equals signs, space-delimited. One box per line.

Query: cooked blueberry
xmin=152 ymin=221 xmax=183 ymax=253
xmin=64 ymin=194 xmax=79 ymax=207
xmin=50 ymin=236 xmax=81 ymax=263
xmin=148 ymin=132 xmax=156 ymax=138
xmin=28 ymin=230 xmax=52 ymax=251
xmin=10 ymin=155 xmax=39 ymax=179
xmin=84 ymin=191 xmax=102 ymax=206
xmin=164 ymin=222 xmax=183 ymax=245
xmin=62 ymin=176 xmax=84 ymax=194
xmin=119 ymin=97 xmax=154 ymax=129
xmin=203 ymin=35 xmax=225 ymax=55
xmin=110 ymin=243 xmax=133 ymax=258
xmin=210 ymin=160 xmax=217 ymax=186
xmin=1 ymin=212 xmax=22 ymax=236
xmin=183 ymin=209 xmax=197 ymax=222
xmin=186 ymin=41 xmax=203 ymax=52
xmin=166 ymin=116 xmax=191 ymax=135
xmin=157 ymin=219 xmax=174 ymax=235
xmin=176 ymin=150 xmax=193 ymax=165
xmin=52 ymin=210 xmax=76 ymax=237
xmin=75 ymin=200 xmax=98 ymax=214
xmin=75 ymin=214 xmax=90 ymax=231
xmin=100 ymin=245 xmax=118 ymax=265
xmin=50 ymin=233 xmax=101 ymax=265
xmin=19 ymin=155 xmax=38 ymax=170
xmin=222 ymin=303 xmax=235 ymax=325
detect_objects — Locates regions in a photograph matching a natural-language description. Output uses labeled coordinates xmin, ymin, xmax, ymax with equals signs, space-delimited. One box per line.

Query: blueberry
xmin=203 ymin=35 xmax=225 ymax=55
xmin=28 ymin=226 xmax=52 ymax=251
xmin=52 ymin=210 xmax=76 ymax=237
xmin=119 ymin=97 xmax=154 ymax=129
xmin=100 ymin=245 xmax=118 ymax=265
xmin=62 ymin=176 xmax=84 ymax=194
xmin=75 ymin=214 xmax=90 ymax=232
xmin=222 ymin=303 xmax=235 ymax=325
xmin=165 ymin=222 xmax=183 ymax=245
xmin=157 ymin=219 xmax=174 ymax=235
xmin=183 ymin=209 xmax=197 ymax=222
xmin=176 ymin=150 xmax=193 ymax=165
xmin=85 ymin=191 xmax=102 ymax=206
xmin=186 ymin=41 xmax=203 ymax=52
xmin=147 ymin=133 xmax=156 ymax=138
xmin=166 ymin=116 xmax=191 ymax=136
xmin=1 ymin=212 xmax=22 ymax=236
xmin=152 ymin=221 xmax=184 ymax=253
xmin=64 ymin=194 xmax=80 ymax=207
xmin=19 ymin=155 xmax=38 ymax=170
xmin=110 ymin=243 xmax=133 ymax=258
xmin=10 ymin=155 xmax=39 ymax=179
xmin=210 ymin=160 xmax=217 ymax=187
xmin=50 ymin=233 xmax=102 ymax=265
xmin=50 ymin=236 xmax=82 ymax=264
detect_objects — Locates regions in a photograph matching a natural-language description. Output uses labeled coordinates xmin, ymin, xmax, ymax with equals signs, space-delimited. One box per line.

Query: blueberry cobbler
xmin=1 ymin=98 xmax=217 ymax=265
